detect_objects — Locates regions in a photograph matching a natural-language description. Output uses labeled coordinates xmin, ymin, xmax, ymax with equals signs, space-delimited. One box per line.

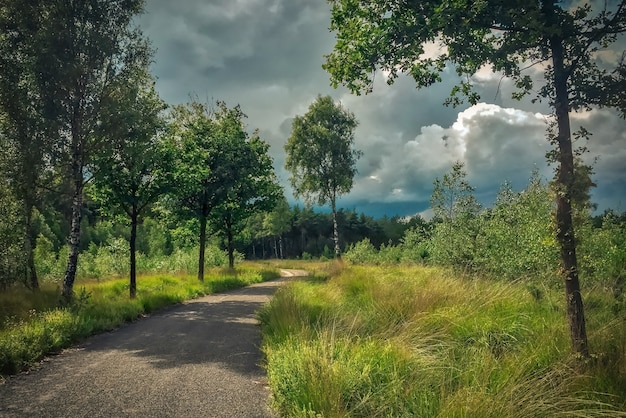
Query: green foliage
xmin=32 ymin=234 xmax=57 ymax=280
xmin=169 ymin=100 xmax=246 ymax=218
xmin=285 ymin=95 xmax=361 ymax=208
xmin=261 ymin=265 xmax=626 ymax=417
xmin=261 ymin=197 xmax=292 ymax=259
xmin=209 ymin=126 xmax=282 ymax=268
xmin=89 ymin=70 xmax=170 ymax=222
xmin=430 ymin=161 xmax=480 ymax=221
xmin=345 ymin=239 xmax=409 ymax=266
xmin=0 ymin=1 xmax=59 ymax=290
xmin=399 ymin=225 xmax=431 ymax=263
xmin=344 ymin=239 xmax=378 ymax=265
xmin=324 ymin=0 xmax=626 ymax=113
xmin=285 ymin=95 xmax=361 ymax=258
xmin=578 ymin=213 xmax=626 ymax=291
xmin=245 ymin=205 xmax=417 ymax=260
xmin=429 ymin=162 xmax=482 ymax=270
xmin=344 ymin=169 xmax=626 ymax=291
xmin=169 ymin=100 xmax=281 ymax=272
xmin=136 ymin=217 xmax=174 ymax=257
xmin=32 ymin=235 xmax=236 ymax=283
xmin=0 ymin=180 xmax=25 ymax=289
xmin=473 ymin=174 xmax=559 ymax=279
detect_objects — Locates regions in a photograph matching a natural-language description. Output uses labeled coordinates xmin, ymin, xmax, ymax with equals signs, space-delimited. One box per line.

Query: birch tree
xmin=285 ymin=95 xmax=361 ymax=259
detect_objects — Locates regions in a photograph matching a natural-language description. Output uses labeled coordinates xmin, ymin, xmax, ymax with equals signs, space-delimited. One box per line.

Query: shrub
xmin=343 ymin=239 xmax=377 ymax=265
xmin=578 ymin=214 xmax=626 ymax=290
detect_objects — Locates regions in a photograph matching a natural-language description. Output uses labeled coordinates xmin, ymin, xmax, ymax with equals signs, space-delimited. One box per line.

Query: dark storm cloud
xmin=138 ymin=1 xmax=626 ymax=217
xmin=140 ymin=0 xmax=336 ymax=100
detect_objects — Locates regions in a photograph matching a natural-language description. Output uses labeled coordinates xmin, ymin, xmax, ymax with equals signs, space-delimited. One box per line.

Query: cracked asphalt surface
xmin=0 ymin=269 xmax=307 ymax=418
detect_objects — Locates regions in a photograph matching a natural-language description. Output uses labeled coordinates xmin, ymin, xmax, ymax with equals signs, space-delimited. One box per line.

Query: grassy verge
xmin=0 ymin=262 xmax=280 ymax=377
xmin=259 ymin=264 xmax=626 ymax=417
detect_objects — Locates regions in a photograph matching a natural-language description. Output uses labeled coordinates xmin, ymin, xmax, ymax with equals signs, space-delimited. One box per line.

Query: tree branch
xmin=568 ymin=2 xmax=626 ymax=77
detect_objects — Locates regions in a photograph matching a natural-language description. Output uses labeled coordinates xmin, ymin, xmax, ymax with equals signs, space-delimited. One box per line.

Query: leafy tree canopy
xmin=285 ymin=95 xmax=361 ymax=207
xmin=324 ymin=0 xmax=626 ymax=111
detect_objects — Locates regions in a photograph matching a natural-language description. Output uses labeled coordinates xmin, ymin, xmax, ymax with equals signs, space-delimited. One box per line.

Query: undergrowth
xmin=259 ymin=265 xmax=626 ymax=417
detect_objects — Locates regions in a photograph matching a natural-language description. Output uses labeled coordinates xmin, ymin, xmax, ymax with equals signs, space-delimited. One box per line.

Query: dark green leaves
xmin=324 ymin=0 xmax=626 ymax=108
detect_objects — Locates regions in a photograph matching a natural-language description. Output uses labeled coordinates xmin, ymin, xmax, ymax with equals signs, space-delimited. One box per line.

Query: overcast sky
xmin=137 ymin=0 xmax=626 ymax=218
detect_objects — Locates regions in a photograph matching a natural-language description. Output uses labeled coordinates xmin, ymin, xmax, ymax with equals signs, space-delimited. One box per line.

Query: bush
xmin=578 ymin=214 xmax=626 ymax=290
xmin=344 ymin=239 xmax=377 ymax=264
xmin=399 ymin=226 xmax=431 ymax=263
xmin=429 ymin=218 xmax=480 ymax=270
xmin=473 ymin=178 xmax=558 ymax=279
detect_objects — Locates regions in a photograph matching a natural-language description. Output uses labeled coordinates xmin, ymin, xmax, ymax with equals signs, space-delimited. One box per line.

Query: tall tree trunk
xmin=129 ymin=209 xmax=138 ymax=299
xmin=331 ymin=197 xmax=341 ymax=259
xmin=198 ymin=209 xmax=207 ymax=282
xmin=226 ymin=221 xmax=235 ymax=269
xmin=551 ymin=35 xmax=589 ymax=356
xmin=24 ymin=201 xmax=39 ymax=290
xmin=262 ymin=237 xmax=266 ymax=259
xmin=279 ymin=234 xmax=284 ymax=259
xmin=274 ymin=236 xmax=278 ymax=258
xmin=62 ymin=102 xmax=85 ymax=303
xmin=62 ymin=177 xmax=83 ymax=303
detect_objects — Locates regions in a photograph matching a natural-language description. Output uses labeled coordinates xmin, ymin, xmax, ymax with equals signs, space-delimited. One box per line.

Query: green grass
xmin=0 ymin=262 xmax=280 ymax=376
xmin=259 ymin=264 xmax=626 ymax=417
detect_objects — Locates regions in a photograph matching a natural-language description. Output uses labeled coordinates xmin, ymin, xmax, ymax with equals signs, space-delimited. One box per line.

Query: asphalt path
xmin=0 ymin=269 xmax=308 ymax=418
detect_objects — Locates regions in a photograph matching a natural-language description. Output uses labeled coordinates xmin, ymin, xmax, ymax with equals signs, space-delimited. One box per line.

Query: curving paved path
xmin=0 ymin=269 xmax=307 ymax=418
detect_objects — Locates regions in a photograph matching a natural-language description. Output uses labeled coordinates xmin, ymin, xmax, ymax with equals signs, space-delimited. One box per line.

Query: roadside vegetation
xmin=260 ymin=263 xmax=626 ymax=417
xmin=258 ymin=168 xmax=626 ymax=416
xmin=0 ymin=257 xmax=279 ymax=376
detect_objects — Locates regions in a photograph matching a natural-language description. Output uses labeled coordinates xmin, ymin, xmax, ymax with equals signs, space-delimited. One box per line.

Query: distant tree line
xmin=243 ymin=204 xmax=428 ymax=260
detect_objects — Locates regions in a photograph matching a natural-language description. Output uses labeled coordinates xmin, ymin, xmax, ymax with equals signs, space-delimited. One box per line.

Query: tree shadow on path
xmin=81 ymin=277 xmax=291 ymax=376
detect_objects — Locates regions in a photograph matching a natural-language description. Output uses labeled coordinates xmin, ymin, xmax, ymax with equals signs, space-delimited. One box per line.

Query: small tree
xmin=263 ymin=197 xmax=292 ymax=259
xmin=430 ymin=161 xmax=480 ymax=222
xmin=172 ymin=102 xmax=280 ymax=273
xmin=90 ymin=69 xmax=169 ymax=299
xmin=285 ymin=95 xmax=361 ymax=259
xmin=170 ymin=101 xmax=236 ymax=280
xmin=323 ymin=0 xmax=626 ymax=356
xmin=210 ymin=133 xmax=282 ymax=269
xmin=429 ymin=162 xmax=481 ymax=269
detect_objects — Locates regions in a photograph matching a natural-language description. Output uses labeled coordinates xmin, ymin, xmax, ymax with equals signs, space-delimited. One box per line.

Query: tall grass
xmin=260 ymin=265 xmax=626 ymax=417
xmin=0 ymin=263 xmax=279 ymax=376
